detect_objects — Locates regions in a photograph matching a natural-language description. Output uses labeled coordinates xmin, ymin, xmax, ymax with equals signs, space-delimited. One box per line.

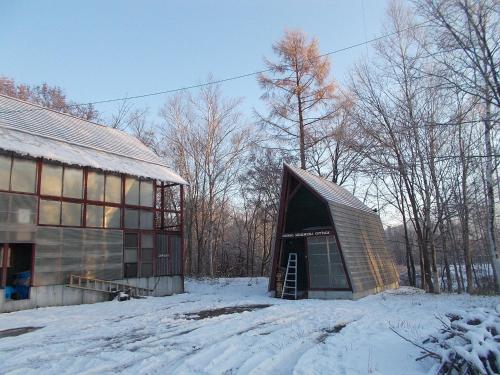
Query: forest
xmin=1 ymin=0 xmax=498 ymax=294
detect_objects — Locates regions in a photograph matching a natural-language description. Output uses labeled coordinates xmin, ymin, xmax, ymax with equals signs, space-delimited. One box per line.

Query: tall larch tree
xmin=257 ymin=30 xmax=337 ymax=170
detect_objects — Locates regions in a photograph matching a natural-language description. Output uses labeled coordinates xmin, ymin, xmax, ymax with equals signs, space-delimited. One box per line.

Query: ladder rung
xmin=281 ymin=252 xmax=298 ymax=300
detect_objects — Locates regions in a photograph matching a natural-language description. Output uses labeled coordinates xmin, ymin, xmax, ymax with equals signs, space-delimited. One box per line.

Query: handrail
xmin=67 ymin=274 xmax=153 ymax=297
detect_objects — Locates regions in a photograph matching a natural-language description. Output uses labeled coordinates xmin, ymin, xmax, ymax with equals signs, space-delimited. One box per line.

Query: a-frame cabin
xmin=269 ymin=164 xmax=399 ymax=300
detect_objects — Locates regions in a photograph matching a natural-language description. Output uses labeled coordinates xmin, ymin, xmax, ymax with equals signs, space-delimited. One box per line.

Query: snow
xmin=0 ymin=126 xmax=187 ymax=184
xmin=0 ymin=278 xmax=498 ymax=375
xmin=423 ymin=307 xmax=500 ymax=374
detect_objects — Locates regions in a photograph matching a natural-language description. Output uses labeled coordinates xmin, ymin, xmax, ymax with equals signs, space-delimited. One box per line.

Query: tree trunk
xmin=459 ymin=124 xmax=474 ymax=293
xmin=483 ymin=96 xmax=500 ymax=292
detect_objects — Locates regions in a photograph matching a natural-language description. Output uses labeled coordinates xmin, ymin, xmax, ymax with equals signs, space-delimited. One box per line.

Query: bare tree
xmin=0 ymin=76 xmax=100 ymax=121
xmin=257 ymin=30 xmax=337 ymax=170
xmin=414 ymin=0 xmax=500 ymax=290
xmin=159 ymin=82 xmax=252 ymax=276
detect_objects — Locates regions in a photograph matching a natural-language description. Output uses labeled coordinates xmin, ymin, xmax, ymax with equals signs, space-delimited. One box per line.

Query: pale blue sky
xmin=1 ymin=0 xmax=390 ymax=119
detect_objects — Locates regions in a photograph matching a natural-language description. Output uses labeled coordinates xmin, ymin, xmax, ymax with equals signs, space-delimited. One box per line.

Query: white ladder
xmin=281 ymin=252 xmax=298 ymax=299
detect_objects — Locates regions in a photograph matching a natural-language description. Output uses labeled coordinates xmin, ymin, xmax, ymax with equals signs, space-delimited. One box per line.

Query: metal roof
xmin=274 ymin=164 xmax=399 ymax=297
xmin=0 ymin=94 xmax=187 ymax=184
xmin=284 ymin=163 xmax=374 ymax=213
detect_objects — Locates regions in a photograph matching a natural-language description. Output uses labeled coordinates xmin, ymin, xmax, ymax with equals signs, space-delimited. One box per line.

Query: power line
xmin=0 ymin=21 xmax=430 ymax=116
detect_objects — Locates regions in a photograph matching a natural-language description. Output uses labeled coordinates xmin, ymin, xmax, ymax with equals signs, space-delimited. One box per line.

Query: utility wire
xmin=0 ymin=21 xmax=430 ymax=115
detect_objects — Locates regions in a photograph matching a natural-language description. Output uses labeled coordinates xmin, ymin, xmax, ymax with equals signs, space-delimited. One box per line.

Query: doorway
xmin=1 ymin=243 xmax=34 ymax=300
xmin=281 ymin=238 xmax=308 ymax=292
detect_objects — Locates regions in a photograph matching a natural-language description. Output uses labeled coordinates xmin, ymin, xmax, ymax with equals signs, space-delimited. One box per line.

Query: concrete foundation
xmin=307 ymin=290 xmax=354 ymax=299
xmin=306 ymin=281 xmax=400 ymax=300
xmin=0 ymin=275 xmax=183 ymax=313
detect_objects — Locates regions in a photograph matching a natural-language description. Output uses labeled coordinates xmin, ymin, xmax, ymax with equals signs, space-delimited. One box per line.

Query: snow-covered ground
xmin=0 ymin=278 xmax=498 ymax=375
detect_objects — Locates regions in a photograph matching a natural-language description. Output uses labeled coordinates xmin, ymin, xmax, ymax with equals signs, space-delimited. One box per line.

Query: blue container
xmin=4 ymin=286 xmax=15 ymax=300
xmin=16 ymin=285 xmax=30 ymax=299
xmin=15 ymin=271 xmax=31 ymax=286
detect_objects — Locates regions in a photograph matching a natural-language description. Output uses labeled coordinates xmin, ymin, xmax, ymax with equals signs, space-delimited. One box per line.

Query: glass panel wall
xmin=307 ymin=236 xmax=349 ymax=289
xmin=140 ymin=210 xmax=153 ymax=229
xmin=11 ymin=158 xmax=37 ymax=193
xmin=61 ymin=202 xmax=82 ymax=226
xmin=86 ymin=205 xmax=103 ymax=227
xmin=104 ymin=206 xmax=121 ymax=228
xmin=0 ymin=154 xmax=12 ymax=190
xmin=140 ymin=181 xmax=153 ymax=207
xmin=63 ymin=167 xmax=83 ymax=199
xmin=87 ymin=171 xmax=104 ymax=201
xmin=41 ymin=163 xmax=63 ymax=196
xmin=124 ymin=209 xmax=139 ymax=228
xmin=105 ymin=174 xmax=121 ymax=203
xmin=39 ymin=199 xmax=61 ymax=225
xmin=125 ymin=177 xmax=140 ymax=205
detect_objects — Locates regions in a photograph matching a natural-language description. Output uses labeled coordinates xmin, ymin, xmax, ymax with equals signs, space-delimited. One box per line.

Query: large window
xmin=104 ymin=206 xmax=121 ymax=228
xmin=63 ymin=167 xmax=83 ymax=198
xmin=10 ymin=157 xmax=37 ymax=193
xmin=87 ymin=171 xmax=105 ymax=201
xmin=61 ymin=202 xmax=82 ymax=226
xmin=86 ymin=205 xmax=104 ymax=228
xmin=41 ymin=163 xmax=63 ymax=196
xmin=41 ymin=163 xmax=84 ymax=199
xmin=0 ymin=154 xmax=12 ymax=190
xmin=39 ymin=162 xmax=84 ymax=227
xmin=39 ymin=199 xmax=82 ymax=226
xmin=124 ymin=209 xmax=139 ymax=228
xmin=140 ymin=181 xmax=153 ymax=207
xmin=124 ymin=208 xmax=153 ymax=229
xmin=87 ymin=171 xmax=121 ymax=204
xmin=140 ymin=210 xmax=153 ymax=229
xmin=105 ymin=174 xmax=122 ymax=203
xmin=307 ymin=236 xmax=349 ymax=289
xmin=125 ymin=177 xmax=153 ymax=207
xmin=39 ymin=199 xmax=61 ymax=225
xmin=125 ymin=177 xmax=140 ymax=205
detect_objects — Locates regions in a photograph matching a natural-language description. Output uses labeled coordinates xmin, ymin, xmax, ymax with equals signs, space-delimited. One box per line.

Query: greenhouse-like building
xmin=269 ymin=164 xmax=399 ymax=300
xmin=0 ymin=94 xmax=186 ymax=312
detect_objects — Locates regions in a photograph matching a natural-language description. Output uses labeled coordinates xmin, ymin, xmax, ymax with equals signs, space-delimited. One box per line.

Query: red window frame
xmin=0 ymin=152 xmax=185 ymax=279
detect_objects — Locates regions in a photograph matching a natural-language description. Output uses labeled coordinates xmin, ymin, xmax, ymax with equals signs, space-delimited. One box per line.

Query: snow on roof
xmin=0 ymin=94 xmax=187 ymax=184
xmin=284 ymin=163 xmax=374 ymax=213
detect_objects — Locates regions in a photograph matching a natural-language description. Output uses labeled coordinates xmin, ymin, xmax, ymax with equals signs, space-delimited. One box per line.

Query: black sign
xmin=281 ymin=230 xmax=332 ymax=238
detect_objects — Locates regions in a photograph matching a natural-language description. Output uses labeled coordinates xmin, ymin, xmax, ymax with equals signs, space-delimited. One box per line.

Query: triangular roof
xmin=284 ymin=163 xmax=373 ymax=213
xmin=0 ymin=94 xmax=186 ymax=184
xmin=271 ymin=164 xmax=399 ymax=299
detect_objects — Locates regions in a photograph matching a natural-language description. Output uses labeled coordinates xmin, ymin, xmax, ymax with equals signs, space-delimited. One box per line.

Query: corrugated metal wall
xmin=329 ymin=203 xmax=399 ymax=294
xmin=156 ymin=234 xmax=182 ymax=276
xmin=34 ymin=227 xmax=123 ymax=286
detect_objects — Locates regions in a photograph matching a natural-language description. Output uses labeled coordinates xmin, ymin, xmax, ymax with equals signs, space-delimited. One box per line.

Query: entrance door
xmin=282 ymin=238 xmax=308 ymax=291
xmin=4 ymin=243 xmax=33 ymax=300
